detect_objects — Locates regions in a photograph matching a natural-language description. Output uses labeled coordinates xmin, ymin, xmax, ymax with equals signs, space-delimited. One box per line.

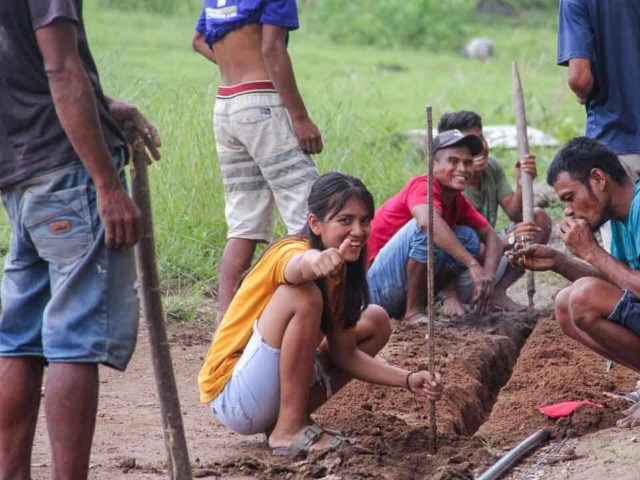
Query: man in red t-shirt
xmin=367 ymin=130 xmax=503 ymax=324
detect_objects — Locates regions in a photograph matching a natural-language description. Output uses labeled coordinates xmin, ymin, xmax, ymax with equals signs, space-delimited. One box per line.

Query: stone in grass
xmin=462 ymin=38 xmax=495 ymax=60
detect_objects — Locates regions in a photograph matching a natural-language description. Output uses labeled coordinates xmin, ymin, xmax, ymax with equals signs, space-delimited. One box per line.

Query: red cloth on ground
xmin=367 ymin=174 xmax=489 ymax=265
xmin=539 ymin=399 xmax=605 ymax=418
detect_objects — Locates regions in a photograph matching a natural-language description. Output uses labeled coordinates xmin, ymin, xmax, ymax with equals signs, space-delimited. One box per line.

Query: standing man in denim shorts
xmin=193 ymin=0 xmax=321 ymax=323
xmin=0 ymin=1 xmax=161 ymax=478
xmin=508 ymin=138 xmax=640 ymax=428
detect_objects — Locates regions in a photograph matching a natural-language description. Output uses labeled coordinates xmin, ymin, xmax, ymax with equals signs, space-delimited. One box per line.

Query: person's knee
xmin=533 ymin=208 xmax=552 ymax=245
xmin=358 ymin=304 xmax=392 ymax=355
xmin=273 ymin=282 xmax=324 ymax=326
xmin=367 ymin=304 xmax=392 ymax=343
xmin=567 ymin=278 xmax=602 ymax=331
xmin=408 ymin=222 xmax=428 ymax=263
xmin=454 ymin=226 xmax=480 ymax=257
xmin=291 ymin=282 xmax=324 ymax=314
xmin=554 ymin=286 xmax=573 ymax=334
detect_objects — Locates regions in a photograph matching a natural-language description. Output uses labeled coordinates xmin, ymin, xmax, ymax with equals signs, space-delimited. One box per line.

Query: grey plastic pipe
xmin=476 ymin=429 xmax=550 ymax=480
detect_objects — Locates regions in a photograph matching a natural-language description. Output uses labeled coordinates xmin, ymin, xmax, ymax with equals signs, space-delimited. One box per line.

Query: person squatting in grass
xmin=198 ymin=172 xmax=443 ymax=455
xmin=507 ymin=137 xmax=640 ymax=428
xmin=192 ymin=0 xmax=321 ymax=325
xmin=366 ymin=130 xmax=503 ymax=326
xmin=0 ymin=0 xmax=162 ymax=478
xmin=436 ymin=111 xmax=552 ymax=317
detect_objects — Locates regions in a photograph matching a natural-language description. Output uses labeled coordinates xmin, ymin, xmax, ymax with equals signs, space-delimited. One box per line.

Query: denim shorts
xmin=210 ymin=321 xmax=329 ymax=435
xmin=608 ymin=289 xmax=640 ymax=336
xmin=367 ymin=219 xmax=479 ymax=318
xmin=0 ymin=150 xmax=139 ymax=371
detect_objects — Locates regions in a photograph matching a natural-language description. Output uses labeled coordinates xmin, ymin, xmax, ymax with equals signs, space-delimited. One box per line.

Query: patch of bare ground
xmin=29 ymin=277 xmax=638 ymax=479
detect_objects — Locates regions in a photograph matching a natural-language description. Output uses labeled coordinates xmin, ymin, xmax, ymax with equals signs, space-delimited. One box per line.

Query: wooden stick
xmin=511 ymin=61 xmax=536 ymax=310
xmin=425 ymin=106 xmax=437 ymax=453
xmin=130 ymin=138 xmax=193 ymax=480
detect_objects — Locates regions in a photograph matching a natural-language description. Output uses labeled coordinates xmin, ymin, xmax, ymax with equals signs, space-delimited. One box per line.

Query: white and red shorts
xmin=214 ymin=81 xmax=319 ymax=242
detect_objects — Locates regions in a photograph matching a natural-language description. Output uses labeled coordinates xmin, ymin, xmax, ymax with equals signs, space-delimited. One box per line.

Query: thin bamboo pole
xmin=512 ymin=61 xmax=536 ymax=310
xmin=130 ymin=138 xmax=193 ymax=480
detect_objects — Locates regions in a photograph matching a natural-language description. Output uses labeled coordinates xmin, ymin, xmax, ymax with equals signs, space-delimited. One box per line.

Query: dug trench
xmin=206 ymin=310 xmax=638 ymax=480
xmin=206 ymin=310 xmax=534 ymax=479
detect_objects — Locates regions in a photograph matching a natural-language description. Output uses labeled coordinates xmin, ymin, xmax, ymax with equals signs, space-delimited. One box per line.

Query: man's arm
xmin=557 ymin=0 xmax=594 ymax=104
xmin=413 ymin=204 xmax=494 ymax=309
xmin=509 ymin=243 xmax=603 ymax=281
xmin=476 ymin=225 xmax=502 ymax=276
xmin=192 ymin=32 xmax=217 ymax=64
xmin=584 ymin=249 xmax=640 ymax=299
xmin=500 ymin=191 xmax=522 ymax=224
xmin=261 ymin=25 xmax=322 ymax=155
xmin=499 ymin=154 xmax=542 ymax=246
xmin=500 ymin=154 xmax=538 ymax=223
xmin=559 ymin=217 xmax=640 ymax=294
xmin=412 ymin=204 xmax=478 ymax=268
xmin=568 ymin=58 xmax=593 ymax=103
xmin=555 ymin=250 xmax=603 ymax=281
xmin=35 ymin=19 xmax=142 ymax=250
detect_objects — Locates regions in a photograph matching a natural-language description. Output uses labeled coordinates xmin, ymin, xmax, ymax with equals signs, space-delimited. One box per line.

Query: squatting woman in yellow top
xmin=198 ymin=172 xmax=443 ymax=455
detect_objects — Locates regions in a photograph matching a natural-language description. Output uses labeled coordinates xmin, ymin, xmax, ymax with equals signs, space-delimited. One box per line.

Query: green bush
xmin=303 ymin=0 xmax=475 ymax=51
xmin=493 ymin=0 xmax=557 ymax=10
xmin=97 ymin=0 xmax=200 ymax=15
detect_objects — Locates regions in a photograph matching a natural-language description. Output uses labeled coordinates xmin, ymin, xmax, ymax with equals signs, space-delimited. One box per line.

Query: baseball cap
xmin=433 ymin=129 xmax=483 ymax=157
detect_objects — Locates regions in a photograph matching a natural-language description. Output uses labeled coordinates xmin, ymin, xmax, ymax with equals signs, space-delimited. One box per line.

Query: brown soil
xmin=477 ymin=317 xmax=638 ymax=447
xmin=504 ymin=428 xmax=640 ymax=480
xmin=29 ymin=295 xmax=638 ymax=479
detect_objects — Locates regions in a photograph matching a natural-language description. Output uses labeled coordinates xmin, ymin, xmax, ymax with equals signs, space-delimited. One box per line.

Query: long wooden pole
xmin=511 ymin=61 xmax=536 ymax=310
xmin=425 ymin=106 xmax=437 ymax=453
xmin=130 ymin=138 xmax=193 ymax=480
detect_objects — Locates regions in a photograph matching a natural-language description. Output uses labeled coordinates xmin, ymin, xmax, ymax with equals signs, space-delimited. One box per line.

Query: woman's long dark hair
xmin=299 ymin=172 xmax=375 ymax=334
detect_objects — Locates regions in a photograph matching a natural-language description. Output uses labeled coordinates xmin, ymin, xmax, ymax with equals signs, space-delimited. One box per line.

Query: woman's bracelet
xmin=406 ymin=371 xmax=415 ymax=393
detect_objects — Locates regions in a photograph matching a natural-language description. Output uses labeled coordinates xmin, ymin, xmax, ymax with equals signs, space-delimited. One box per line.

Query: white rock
xmin=403 ymin=125 xmax=559 ymax=152
xmin=462 ymin=37 xmax=494 ymax=59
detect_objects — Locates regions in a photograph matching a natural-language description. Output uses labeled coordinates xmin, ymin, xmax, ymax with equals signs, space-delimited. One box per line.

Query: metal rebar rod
xmin=476 ymin=429 xmax=550 ymax=480
xmin=517 ymin=438 xmax=567 ymax=480
xmin=130 ymin=139 xmax=193 ymax=480
xmin=512 ymin=61 xmax=536 ymax=310
xmin=425 ymin=106 xmax=437 ymax=453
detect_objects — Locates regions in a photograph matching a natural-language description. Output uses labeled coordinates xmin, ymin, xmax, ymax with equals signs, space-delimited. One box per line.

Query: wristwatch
xmin=508 ymin=232 xmax=516 ymax=246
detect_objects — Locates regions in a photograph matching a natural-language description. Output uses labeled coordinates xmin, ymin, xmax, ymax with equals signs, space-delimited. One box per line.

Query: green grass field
xmin=50 ymin=2 xmax=584 ymax=292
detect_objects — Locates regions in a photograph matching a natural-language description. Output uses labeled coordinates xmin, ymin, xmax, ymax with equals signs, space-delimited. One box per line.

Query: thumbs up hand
xmin=310 ymin=238 xmax=351 ymax=278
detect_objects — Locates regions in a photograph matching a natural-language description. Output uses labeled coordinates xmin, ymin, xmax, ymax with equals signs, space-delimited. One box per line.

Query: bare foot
xmin=489 ymin=293 xmax=527 ymax=312
xmin=616 ymin=401 xmax=640 ymax=428
xmin=441 ymin=297 xmax=465 ymax=318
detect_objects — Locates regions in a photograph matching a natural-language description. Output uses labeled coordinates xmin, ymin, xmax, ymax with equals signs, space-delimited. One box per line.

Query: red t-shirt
xmin=367 ymin=174 xmax=489 ymax=264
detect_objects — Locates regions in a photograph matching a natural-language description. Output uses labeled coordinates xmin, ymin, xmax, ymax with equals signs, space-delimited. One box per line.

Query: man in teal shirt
xmin=509 ymin=137 xmax=640 ymax=428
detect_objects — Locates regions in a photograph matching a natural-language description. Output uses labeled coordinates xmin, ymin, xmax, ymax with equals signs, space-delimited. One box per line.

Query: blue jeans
xmin=0 ymin=150 xmax=139 ymax=371
xmin=367 ymin=220 xmax=479 ymax=318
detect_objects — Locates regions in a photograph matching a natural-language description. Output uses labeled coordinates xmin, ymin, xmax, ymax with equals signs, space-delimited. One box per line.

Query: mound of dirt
xmin=477 ymin=317 xmax=637 ymax=447
xmin=215 ymin=311 xmax=536 ymax=479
